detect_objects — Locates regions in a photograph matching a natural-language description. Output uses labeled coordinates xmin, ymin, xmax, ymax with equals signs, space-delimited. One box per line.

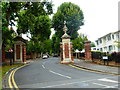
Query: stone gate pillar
xmin=84 ymin=41 xmax=92 ymax=60
xmin=14 ymin=36 xmax=27 ymax=64
xmin=60 ymin=23 xmax=74 ymax=64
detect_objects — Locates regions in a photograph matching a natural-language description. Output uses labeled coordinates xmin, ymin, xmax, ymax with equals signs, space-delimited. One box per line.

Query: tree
xmin=2 ymin=1 xmax=53 ymax=58
xmin=2 ymin=2 xmax=26 ymax=49
xmin=51 ymin=2 xmax=84 ymax=55
xmin=51 ymin=34 xmax=60 ymax=55
xmin=17 ymin=2 xmax=53 ymax=41
xmin=52 ymin=2 xmax=84 ymax=40
xmin=1 ymin=2 xmax=25 ymax=63
xmin=17 ymin=2 xmax=53 ymax=55
xmin=26 ymin=39 xmax=52 ymax=57
xmin=72 ymin=34 xmax=88 ymax=51
xmin=43 ymin=39 xmax=52 ymax=54
xmin=91 ymin=42 xmax=96 ymax=47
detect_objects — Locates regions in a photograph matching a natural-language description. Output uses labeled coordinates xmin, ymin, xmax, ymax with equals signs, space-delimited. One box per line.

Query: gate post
xmin=60 ymin=22 xmax=74 ymax=64
xmin=84 ymin=41 xmax=92 ymax=60
xmin=14 ymin=36 xmax=27 ymax=64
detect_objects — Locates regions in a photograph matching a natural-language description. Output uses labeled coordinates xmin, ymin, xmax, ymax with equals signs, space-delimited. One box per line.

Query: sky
xmin=50 ymin=0 xmax=119 ymax=42
xmin=20 ymin=0 xmax=119 ymax=42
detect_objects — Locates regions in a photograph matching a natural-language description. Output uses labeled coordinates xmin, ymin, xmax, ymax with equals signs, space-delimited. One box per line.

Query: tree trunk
xmin=2 ymin=45 xmax=6 ymax=63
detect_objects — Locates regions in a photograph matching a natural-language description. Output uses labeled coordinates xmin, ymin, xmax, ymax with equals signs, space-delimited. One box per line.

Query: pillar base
xmin=14 ymin=61 xmax=26 ymax=64
xmin=61 ymin=58 xmax=74 ymax=64
xmin=85 ymin=58 xmax=92 ymax=60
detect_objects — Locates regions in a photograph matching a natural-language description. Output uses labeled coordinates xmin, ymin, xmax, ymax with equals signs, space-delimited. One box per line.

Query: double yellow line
xmin=8 ymin=64 xmax=29 ymax=89
xmin=69 ymin=64 xmax=120 ymax=76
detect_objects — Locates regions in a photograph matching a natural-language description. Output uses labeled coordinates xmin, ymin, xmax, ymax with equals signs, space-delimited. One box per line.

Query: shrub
xmin=79 ymin=53 xmax=85 ymax=57
xmin=110 ymin=52 xmax=120 ymax=63
xmin=92 ymin=51 xmax=102 ymax=59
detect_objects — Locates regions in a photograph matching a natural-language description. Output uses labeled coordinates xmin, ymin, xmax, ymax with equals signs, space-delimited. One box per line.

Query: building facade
xmin=95 ymin=30 xmax=120 ymax=53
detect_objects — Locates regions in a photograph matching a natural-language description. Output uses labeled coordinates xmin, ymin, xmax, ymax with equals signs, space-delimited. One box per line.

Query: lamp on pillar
xmin=60 ymin=21 xmax=74 ymax=64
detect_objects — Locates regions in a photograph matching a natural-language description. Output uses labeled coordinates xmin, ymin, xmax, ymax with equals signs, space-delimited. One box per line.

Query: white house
xmin=95 ymin=30 xmax=120 ymax=53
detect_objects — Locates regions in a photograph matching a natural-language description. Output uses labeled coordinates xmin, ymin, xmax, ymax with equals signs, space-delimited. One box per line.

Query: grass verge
xmin=2 ymin=64 xmax=23 ymax=77
xmin=0 ymin=64 xmax=23 ymax=89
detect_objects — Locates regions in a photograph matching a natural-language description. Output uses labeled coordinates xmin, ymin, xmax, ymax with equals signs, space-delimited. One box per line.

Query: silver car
xmin=42 ymin=54 xmax=48 ymax=59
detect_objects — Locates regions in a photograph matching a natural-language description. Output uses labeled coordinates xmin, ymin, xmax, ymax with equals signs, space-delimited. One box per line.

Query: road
xmin=13 ymin=57 xmax=119 ymax=89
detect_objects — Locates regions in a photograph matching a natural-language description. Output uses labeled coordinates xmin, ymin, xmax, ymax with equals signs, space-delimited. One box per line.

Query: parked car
xmin=42 ymin=54 xmax=48 ymax=59
xmin=53 ymin=54 xmax=58 ymax=57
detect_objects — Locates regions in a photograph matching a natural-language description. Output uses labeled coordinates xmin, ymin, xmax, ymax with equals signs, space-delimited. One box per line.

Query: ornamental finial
xmin=63 ymin=21 xmax=67 ymax=34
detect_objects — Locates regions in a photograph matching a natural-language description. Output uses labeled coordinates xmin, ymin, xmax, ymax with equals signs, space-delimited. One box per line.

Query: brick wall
xmin=84 ymin=41 xmax=92 ymax=60
xmin=22 ymin=45 xmax=26 ymax=62
xmin=70 ymin=44 xmax=74 ymax=61
xmin=64 ymin=43 xmax=69 ymax=58
xmin=60 ymin=44 xmax=63 ymax=61
xmin=16 ymin=45 xmax=20 ymax=59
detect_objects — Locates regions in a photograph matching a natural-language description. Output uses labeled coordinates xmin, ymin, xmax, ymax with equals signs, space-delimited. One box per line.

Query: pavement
xmin=26 ymin=58 xmax=42 ymax=63
xmin=72 ymin=59 xmax=120 ymax=75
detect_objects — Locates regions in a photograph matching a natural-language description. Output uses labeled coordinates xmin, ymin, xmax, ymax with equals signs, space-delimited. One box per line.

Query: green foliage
xmin=17 ymin=2 xmax=53 ymax=41
xmin=52 ymin=2 xmax=84 ymax=40
xmin=114 ymin=41 xmax=120 ymax=47
xmin=2 ymin=64 xmax=23 ymax=77
xmin=18 ymin=13 xmax=51 ymax=40
xmin=114 ymin=41 xmax=120 ymax=43
xmin=72 ymin=34 xmax=88 ymax=51
xmin=27 ymin=39 xmax=52 ymax=54
xmin=43 ymin=39 xmax=52 ymax=54
xmin=51 ymin=34 xmax=60 ymax=54
xmin=2 ymin=2 xmax=25 ymax=26
xmin=2 ymin=1 xmax=53 ymax=55
xmin=91 ymin=42 xmax=96 ymax=47
xmin=51 ymin=2 xmax=84 ymax=55
xmin=2 ymin=2 xmax=25 ymax=48
xmin=91 ymin=51 xmax=103 ymax=59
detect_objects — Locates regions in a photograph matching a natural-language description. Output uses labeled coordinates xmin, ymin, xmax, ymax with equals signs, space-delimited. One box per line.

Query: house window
xmin=97 ymin=48 xmax=99 ymax=50
xmin=104 ymin=47 xmax=107 ymax=52
xmin=108 ymin=45 xmax=113 ymax=51
xmin=93 ymin=48 xmax=96 ymax=50
xmin=116 ymin=34 xmax=119 ymax=39
xmin=112 ymin=34 xmax=114 ymax=39
xmin=113 ymin=46 xmax=115 ymax=50
xmin=96 ymin=41 xmax=99 ymax=45
xmin=100 ymin=48 xmax=103 ymax=51
xmin=118 ymin=47 xmax=120 ymax=52
xmin=108 ymin=35 xmax=111 ymax=41
xmin=99 ymin=39 xmax=102 ymax=44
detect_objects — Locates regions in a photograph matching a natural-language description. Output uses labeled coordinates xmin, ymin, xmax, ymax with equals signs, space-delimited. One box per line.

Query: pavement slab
xmin=73 ymin=59 xmax=119 ymax=75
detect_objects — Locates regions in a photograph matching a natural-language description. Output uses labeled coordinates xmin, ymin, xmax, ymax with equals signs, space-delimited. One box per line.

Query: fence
xmin=76 ymin=51 xmax=120 ymax=65
xmin=5 ymin=52 xmax=14 ymax=59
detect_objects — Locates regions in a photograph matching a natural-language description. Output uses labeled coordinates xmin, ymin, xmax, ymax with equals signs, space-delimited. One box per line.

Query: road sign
xmin=102 ymin=56 xmax=108 ymax=59
xmin=8 ymin=48 xmax=13 ymax=52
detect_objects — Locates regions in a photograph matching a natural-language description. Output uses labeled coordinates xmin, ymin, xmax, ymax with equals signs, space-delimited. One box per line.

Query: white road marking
xmin=49 ymin=70 xmax=71 ymax=79
xmin=42 ymin=65 xmax=45 ymax=69
xmin=105 ymin=84 xmax=118 ymax=88
xmin=40 ymin=76 xmax=118 ymax=88
xmin=41 ymin=83 xmax=67 ymax=88
xmin=92 ymin=83 xmax=109 ymax=87
xmin=98 ymin=78 xmax=118 ymax=83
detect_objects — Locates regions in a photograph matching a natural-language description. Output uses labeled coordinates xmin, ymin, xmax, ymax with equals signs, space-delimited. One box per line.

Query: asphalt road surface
xmin=14 ymin=57 xmax=119 ymax=89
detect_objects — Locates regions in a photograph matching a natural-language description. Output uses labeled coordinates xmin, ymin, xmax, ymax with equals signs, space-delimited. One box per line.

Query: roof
xmin=84 ymin=41 xmax=91 ymax=43
xmin=95 ymin=30 xmax=120 ymax=42
xmin=61 ymin=33 xmax=71 ymax=39
xmin=14 ymin=36 xmax=28 ymax=43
